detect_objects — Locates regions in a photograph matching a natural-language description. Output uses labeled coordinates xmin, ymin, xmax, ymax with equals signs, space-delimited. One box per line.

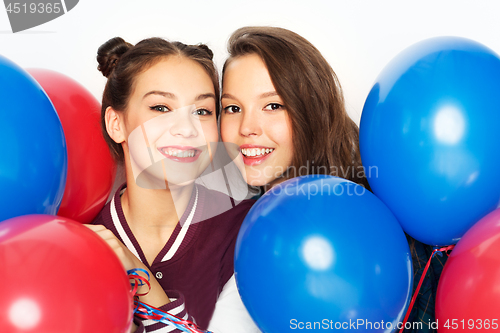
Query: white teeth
xmin=241 ymin=148 xmax=274 ymax=157
xmin=179 ymin=151 xmax=193 ymax=158
xmin=163 ymin=149 xmax=196 ymax=158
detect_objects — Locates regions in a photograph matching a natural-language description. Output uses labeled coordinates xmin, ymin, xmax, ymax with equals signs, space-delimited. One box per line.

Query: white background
xmin=1 ymin=0 xmax=499 ymax=124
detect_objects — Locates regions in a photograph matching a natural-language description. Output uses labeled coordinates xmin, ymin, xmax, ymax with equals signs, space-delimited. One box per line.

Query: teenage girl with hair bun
xmin=87 ymin=36 xmax=260 ymax=333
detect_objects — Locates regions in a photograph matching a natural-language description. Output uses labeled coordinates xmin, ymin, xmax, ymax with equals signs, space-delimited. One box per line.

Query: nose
xmin=239 ymin=109 xmax=261 ymax=137
xmin=169 ymin=107 xmax=199 ymax=138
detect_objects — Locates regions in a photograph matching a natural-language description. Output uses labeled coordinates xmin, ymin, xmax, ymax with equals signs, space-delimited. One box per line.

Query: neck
xmin=121 ymin=168 xmax=195 ymax=232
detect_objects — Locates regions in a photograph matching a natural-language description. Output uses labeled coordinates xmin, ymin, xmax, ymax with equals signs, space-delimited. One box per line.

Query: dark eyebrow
xmin=221 ymin=91 xmax=279 ymax=100
xmin=195 ymin=93 xmax=216 ymax=101
xmin=258 ymin=91 xmax=278 ymax=99
xmin=143 ymin=91 xmax=176 ymax=99
xmin=144 ymin=91 xmax=215 ymax=102
xmin=221 ymin=93 xmax=237 ymax=100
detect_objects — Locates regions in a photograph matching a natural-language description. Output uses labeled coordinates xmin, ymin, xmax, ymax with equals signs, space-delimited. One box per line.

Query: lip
xmin=158 ymin=145 xmax=202 ymax=163
xmin=239 ymin=144 xmax=275 ymax=166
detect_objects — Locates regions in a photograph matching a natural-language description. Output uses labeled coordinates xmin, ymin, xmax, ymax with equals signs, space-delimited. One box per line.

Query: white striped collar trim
xmin=110 ymin=186 xmax=199 ymax=264
xmin=110 ymin=195 xmax=142 ymax=263
xmin=161 ymin=187 xmax=199 ymax=262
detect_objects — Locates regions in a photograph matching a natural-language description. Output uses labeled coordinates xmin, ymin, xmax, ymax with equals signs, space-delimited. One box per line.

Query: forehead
xmin=223 ymin=54 xmax=276 ymax=95
xmin=133 ymin=56 xmax=215 ymax=96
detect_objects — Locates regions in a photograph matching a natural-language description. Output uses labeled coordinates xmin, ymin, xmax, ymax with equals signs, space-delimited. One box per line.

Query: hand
xmin=84 ymin=224 xmax=140 ymax=272
xmin=84 ymin=224 xmax=171 ymax=307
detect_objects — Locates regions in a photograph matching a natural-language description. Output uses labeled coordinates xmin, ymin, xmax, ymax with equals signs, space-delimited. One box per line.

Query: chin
xmin=247 ymin=180 xmax=265 ymax=187
xmin=167 ymin=179 xmax=196 ymax=190
xmin=245 ymin=176 xmax=272 ymax=188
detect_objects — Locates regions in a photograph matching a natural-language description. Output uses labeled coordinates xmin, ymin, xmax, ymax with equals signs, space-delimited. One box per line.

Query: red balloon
xmin=436 ymin=208 xmax=500 ymax=332
xmin=27 ymin=69 xmax=116 ymax=224
xmin=0 ymin=214 xmax=133 ymax=332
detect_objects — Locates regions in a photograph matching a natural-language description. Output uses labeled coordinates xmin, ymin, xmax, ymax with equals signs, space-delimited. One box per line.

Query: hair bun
xmin=196 ymin=44 xmax=214 ymax=60
xmin=97 ymin=37 xmax=133 ymax=78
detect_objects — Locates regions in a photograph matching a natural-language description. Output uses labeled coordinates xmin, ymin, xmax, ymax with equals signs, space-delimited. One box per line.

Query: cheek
xmin=142 ymin=114 xmax=174 ymax=145
xmin=270 ymin=119 xmax=294 ymax=151
xmin=282 ymin=117 xmax=294 ymax=156
xmin=282 ymin=131 xmax=294 ymax=159
xmin=147 ymin=126 xmax=169 ymax=144
xmin=220 ymin=116 xmax=235 ymax=142
xmin=270 ymin=123 xmax=294 ymax=169
xmin=200 ymin=119 xmax=219 ymax=143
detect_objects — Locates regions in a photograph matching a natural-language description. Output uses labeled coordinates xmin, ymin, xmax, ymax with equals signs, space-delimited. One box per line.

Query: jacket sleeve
xmin=134 ymin=290 xmax=195 ymax=333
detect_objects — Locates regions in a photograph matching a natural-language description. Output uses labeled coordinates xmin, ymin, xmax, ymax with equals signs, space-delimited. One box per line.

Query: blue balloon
xmin=0 ymin=55 xmax=67 ymax=222
xmin=235 ymin=175 xmax=412 ymax=333
xmin=360 ymin=37 xmax=500 ymax=246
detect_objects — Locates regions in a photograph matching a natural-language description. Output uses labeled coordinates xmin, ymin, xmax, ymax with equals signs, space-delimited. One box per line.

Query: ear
xmin=105 ymin=106 xmax=126 ymax=143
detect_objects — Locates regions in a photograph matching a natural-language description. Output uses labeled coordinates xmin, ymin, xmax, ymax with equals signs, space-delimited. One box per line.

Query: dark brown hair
xmin=223 ymin=26 xmax=369 ymax=188
xmin=97 ymin=37 xmax=220 ymax=163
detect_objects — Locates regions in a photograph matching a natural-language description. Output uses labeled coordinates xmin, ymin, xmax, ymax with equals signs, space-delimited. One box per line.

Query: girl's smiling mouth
xmin=158 ymin=145 xmax=202 ymax=162
xmin=239 ymin=144 xmax=275 ymax=166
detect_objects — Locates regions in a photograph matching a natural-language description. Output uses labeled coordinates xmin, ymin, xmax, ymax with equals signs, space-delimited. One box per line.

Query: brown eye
xmin=263 ymin=103 xmax=284 ymax=111
xmin=224 ymin=105 xmax=241 ymax=114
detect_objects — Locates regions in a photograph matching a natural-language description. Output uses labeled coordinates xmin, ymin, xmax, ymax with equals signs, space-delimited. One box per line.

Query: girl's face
xmin=221 ymin=54 xmax=293 ymax=188
xmin=112 ymin=56 xmax=218 ymax=188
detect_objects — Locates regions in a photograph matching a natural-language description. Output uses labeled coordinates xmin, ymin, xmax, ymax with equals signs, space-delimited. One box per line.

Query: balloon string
xmin=127 ymin=268 xmax=151 ymax=297
xmin=134 ymin=299 xmax=213 ymax=333
xmin=126 ymin=268 xmax=212 ymax=333
xmin=398 ymin=244 xmax=455 ymax=333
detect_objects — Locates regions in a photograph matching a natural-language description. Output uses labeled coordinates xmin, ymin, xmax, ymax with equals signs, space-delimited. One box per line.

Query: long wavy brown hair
xmin=223 ymin=26 xmax=369 ymax=188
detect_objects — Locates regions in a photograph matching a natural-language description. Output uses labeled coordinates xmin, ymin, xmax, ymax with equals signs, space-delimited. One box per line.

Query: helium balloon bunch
xmin=0 ymin=56 xmax=116 ymax=224
xmin=0 ymin=56 xmax=124 ymax=331
xmin=359 ymin=37 xmax=500 ymax=331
